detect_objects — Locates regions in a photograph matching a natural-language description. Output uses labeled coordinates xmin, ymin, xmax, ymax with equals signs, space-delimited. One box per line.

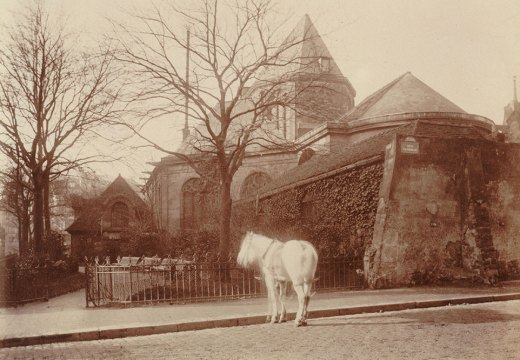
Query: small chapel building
xmin=67 ymin=175 xmax=148 ymax=258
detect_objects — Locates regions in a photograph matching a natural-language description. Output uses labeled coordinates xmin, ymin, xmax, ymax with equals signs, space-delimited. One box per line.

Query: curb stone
xmin=1 ymin=292 xmax=519 ymax=348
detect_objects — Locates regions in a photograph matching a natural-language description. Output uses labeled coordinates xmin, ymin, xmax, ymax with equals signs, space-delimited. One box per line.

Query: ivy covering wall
xmin=232 ymin=161 xmax=384 ymax=259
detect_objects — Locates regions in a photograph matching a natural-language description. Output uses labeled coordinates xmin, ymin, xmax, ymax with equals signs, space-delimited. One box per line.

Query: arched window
xmin=240 ymin=172 xmax=271 ymax=199
xmin=182 ymin=178 xmax=206 ymax=230
xmin=111 ymin=202 xmax=129 ymax=228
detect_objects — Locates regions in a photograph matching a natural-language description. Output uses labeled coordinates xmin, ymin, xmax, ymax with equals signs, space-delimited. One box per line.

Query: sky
xmin=1 ymin=0 xmax=519 ymax=182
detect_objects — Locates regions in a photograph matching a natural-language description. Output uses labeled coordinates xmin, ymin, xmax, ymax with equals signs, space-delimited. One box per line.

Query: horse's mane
xmin=251 ymin=232 xmax=274 ymax=241
xmin=250 ymin=231 xmax=282 ymax=243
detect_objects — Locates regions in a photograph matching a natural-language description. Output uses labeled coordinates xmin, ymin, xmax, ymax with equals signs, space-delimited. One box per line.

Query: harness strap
xmin=261 ymin=239 xmax=275 ymax=261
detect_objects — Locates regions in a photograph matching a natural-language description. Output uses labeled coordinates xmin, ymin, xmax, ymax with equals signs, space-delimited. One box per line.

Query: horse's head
xmin=237 ymin=231 xmax=255 ymax=267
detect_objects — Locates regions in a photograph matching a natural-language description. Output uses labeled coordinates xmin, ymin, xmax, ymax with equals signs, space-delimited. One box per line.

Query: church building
xmin=145 ymin=15 xmax=520 ymax=287
xmin=146 ymin=15 xmax=355 ymax=232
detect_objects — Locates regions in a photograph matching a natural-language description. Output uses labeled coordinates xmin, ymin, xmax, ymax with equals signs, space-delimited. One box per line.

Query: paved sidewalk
xmin=1 ymin=281 xmax=520 ymax=348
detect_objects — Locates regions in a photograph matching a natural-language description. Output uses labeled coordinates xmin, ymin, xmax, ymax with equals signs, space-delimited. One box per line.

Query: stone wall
xmin=367 ymin=135 xmax=520 ymax=288
xmin=483 ymin=143 xmax=520 ymax=278
xmin=234 ymin=160 xmax=384 ymax=258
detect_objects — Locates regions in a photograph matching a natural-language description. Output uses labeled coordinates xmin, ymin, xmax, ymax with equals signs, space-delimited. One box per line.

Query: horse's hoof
xmin=278 ymin=319 xmax=287 ymax=323
xmin=295 ymin=319 xmax=307 ymax=327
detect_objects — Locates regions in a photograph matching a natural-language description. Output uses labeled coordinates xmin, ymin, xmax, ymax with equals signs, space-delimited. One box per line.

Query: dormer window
xmin=318 ymin=57 xmax=331 ymax=72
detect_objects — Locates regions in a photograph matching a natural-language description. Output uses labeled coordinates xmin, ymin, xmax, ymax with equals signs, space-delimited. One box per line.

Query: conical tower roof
xmin=174 ymin=14 xmax=356 ymax=156
xmin=344 ymin=72 xmax=465 ymax=121
xmin=255 ymin=14 xmax=355 ymax=94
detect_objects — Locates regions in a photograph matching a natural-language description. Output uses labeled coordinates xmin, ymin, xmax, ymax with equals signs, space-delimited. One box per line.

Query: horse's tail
xmin=299 ymin=241 xmax=318 ymax=295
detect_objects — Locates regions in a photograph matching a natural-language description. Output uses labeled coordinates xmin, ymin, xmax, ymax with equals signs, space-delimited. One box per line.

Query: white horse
xmin=237 ymin=231 xmax=318 ymax=327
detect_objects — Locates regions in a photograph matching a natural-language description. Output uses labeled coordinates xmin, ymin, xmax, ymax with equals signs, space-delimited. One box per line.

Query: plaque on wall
xmin=400 ymin=136 xmax=419 ymax=154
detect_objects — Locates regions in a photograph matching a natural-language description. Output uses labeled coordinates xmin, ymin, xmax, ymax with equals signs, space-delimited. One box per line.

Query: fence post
xmin=85 ymin=264 xmax=89 ymax=308
xmin=44 ymin=268 xmax=49 ymax=301
xmin=109 ymin=267 xmax=113 ymax=301
xmin=96 ymin=265 xmax=101 ymax=306
xmin=12 ymin=266 xmax=17 ymax=305
xmin=129 ymin=267 xmax=133 ymax=304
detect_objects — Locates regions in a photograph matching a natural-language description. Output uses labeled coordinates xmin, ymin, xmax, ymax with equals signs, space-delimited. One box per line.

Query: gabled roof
xmin=66 ymin=175 xmax=145 ymax=234
xmin=342 ymin=72 xmax=465 ymax=121
xmin=99 ymin=175 xmax=145 ymax=206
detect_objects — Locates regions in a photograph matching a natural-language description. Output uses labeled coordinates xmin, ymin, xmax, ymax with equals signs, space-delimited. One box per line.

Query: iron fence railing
xmin=85 ymin=257 xmax=364 ymax=307
xmin=0 ymin=268 xmax=49 ymax=305
xmin=0 ymin=267 xmax=85 ymax=306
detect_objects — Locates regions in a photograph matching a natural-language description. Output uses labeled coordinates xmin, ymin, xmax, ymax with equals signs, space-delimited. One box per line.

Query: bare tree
xmin=113 ymin=0 xmax=352 ymax=257
xmin=0 ymin=2 xmax=122 ymax=256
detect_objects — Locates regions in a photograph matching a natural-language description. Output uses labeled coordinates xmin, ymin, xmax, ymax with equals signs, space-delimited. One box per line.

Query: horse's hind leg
xmin=301 ymin=295 xmax=309 ymax=326
xmin=293 ymin=284 xmax=305 ymax=327
xmin=301 ymin=281 xmax=312 ymax=326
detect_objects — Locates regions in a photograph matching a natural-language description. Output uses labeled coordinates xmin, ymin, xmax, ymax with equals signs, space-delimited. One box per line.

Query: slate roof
xmin=256 ymin=120 xmax=492 ymax=197
xmin=257 ymin=124 xmax=410 ymax=196
xmin=341 ymin=72 xmax=465 ymax=122
xmin=65 ymin=201 xmax=102 ymax=233
xmin=256 ymin=14 xmax=355 ymax=94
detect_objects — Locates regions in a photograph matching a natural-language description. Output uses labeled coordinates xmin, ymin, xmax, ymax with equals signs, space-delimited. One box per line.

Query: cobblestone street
xmin=1 ymin=300 xmax=519 ymax=360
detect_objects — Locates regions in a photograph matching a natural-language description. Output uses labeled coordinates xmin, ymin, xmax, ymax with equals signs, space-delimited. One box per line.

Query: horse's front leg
xmin=278 ymin=281 xmax=287 ymax=323
xmin=265 ymin=298 xmax=271 ymax=323
xmin=265 ymin=275 xmax=278 ymax=324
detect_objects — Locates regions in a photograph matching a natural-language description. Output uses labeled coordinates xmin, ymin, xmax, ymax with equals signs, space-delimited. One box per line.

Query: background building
xmin=66 ymin=175 xmax=148 ymax=258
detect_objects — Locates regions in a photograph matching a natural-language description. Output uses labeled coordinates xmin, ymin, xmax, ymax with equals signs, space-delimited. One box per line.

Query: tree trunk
xmin=218 ymin=179 xmax=233 ymax=260
xmin=32 ymin=171 xmax=45 ymax=256
xmin=14 ymin=172 xmax=31 ymax=255
xmin=18 ymin=206 xmax=31 ymax=255
xmin=43 ymin=171 xmax=51 ymax=235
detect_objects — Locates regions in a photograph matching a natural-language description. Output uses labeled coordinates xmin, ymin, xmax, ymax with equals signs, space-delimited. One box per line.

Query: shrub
xmin=43 ymin=231 xmax=66 ymax=260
